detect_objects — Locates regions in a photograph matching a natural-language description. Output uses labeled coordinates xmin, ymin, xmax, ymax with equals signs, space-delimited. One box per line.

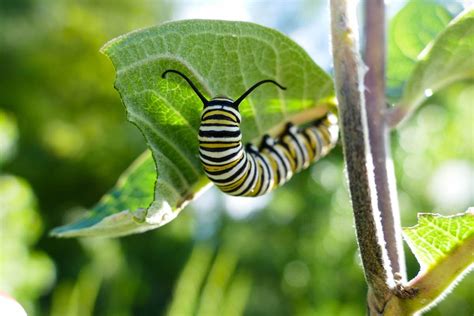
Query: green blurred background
xmin=0 ymin=0 xmax=472 ymax=315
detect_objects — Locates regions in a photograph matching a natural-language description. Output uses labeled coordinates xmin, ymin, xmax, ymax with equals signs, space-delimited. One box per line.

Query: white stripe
xmin=200 ymin=150 xmax=244 ymax=166
xmin=275 ymin=145 xmax=293 ymax=175
xmin=199 ymin=145 xmax=242 ymax=158
xmin=198 ymin=135 xmax=242 ymax=142
xmin=205 ymin=155 xmax=248 ymax=181
xmin=297 ymin=134 xmax=310 ymax=167
xmin=199 ymin=126 xmax=240 ymax=132
xmin=216 ymin=161 xmax=250 ymax=187
xmin=283 ymin=135 xmax=303 ymax=171
xmin=231 ymin=156 xmax=257 ymax=196
xmin=260 ymin=154 xmax=274 ymax=191
xmin=254 ymin=155 xmax=270 ymax=195
xmin=271 ymin=149 xmax=293 ymax=184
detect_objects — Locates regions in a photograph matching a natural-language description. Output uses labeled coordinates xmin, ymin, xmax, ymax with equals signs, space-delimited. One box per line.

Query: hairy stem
xmin=363 ymin=0 xmax=406 ymax=281
xmin=329 ymin=0 xmax=391 ymax=311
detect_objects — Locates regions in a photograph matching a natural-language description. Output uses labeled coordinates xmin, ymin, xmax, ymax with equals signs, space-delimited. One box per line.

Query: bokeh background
xmin=1 ymin=0 xmax=472 ymax=315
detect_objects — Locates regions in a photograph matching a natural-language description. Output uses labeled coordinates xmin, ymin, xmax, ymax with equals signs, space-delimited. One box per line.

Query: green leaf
xmin=403 ymin=210 xmax=474 ymax=270
xmin=392 ymin=9 xmax=474 ymax=125
xmin=402 ymin=209 xmax=474 ymax=312
xmin=52 ymin=20 xmax=334 ymax=237
xmin=387 ymin=1 xmax=452 ymax=99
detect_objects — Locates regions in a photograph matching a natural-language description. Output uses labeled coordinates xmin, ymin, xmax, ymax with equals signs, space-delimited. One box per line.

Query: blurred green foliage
xmin=0 ymin=1 xmax=472 ymax=316
xmin=386 ymin=1 xmax=452 ymax=100
xmin=0 ymin=171 xmax=55 ymax=315
xmin=0 ymin=111 xmax=18 ymax=166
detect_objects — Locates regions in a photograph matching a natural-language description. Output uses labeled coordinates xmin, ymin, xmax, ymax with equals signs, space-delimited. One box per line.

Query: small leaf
xmin=387 ymin=1 xmax=452 ymax=99
xmin=403 ymin=209 xmax=474 ymax=271
xmin=401 ymin=209 xmax=474 ymax=312
xmin=52 ymin=20 xmax=335 ymax=237
xmin=393 ymin=9 xmax=474 ymax=125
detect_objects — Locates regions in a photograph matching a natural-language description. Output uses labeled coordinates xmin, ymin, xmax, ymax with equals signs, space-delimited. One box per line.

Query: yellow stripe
xmin=219 ymin=169 xmax=249 ymax=191
xmin=277 ymin=145 xmax=296 ymax=172
xmin=203 ymin=154 xmax=244 ymax=172
xmin=282 ymin=135 xmax=296 ymax=158
xmin=318 ymin=127 xmax=331 ymax=145
xmin=301 ymin=137 xmax=315 ymax=161
xmin=247 ymin=162 xmax=264 ymax=196
xmin=200 ymin=142 xmax=240 ymax=149
xmin=262 ymin=151 xmax=280 ymax=185
xmin=203 ymin=110 xmax=238 ymax=122
xmin=305 ymin=129 xmax=319 ymax=152
xmin=201 ymin=119 xmax=239 ymax=126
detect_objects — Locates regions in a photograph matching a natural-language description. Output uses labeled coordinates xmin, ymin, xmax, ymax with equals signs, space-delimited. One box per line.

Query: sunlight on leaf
xmin=52 ymin=20 xmax=335 ymax=237
xmin=387 ymin=2 xmax=452 ymax=99
xmin=393 ymin=9 xmax=474 ymax=125
xmin=402 ymin=209 xmax=474 ymax=313
xmin=403 ymin=209 xmax=474 ymax=271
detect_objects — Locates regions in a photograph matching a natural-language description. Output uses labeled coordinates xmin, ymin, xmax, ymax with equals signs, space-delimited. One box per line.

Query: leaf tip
xmin=49 ymin=215 xmax=104 ymax=238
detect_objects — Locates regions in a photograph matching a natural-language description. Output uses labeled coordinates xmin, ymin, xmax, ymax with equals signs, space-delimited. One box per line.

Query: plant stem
xmin=363 ymin=0 xmax=406 ymax=281
xmin=329 ymin=0 xmax=391 ymax=311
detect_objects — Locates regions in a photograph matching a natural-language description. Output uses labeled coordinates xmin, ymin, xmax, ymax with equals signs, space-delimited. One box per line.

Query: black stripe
xmin=308 ymin=127 xmax=323 ymax=157
xmin=200 ymin=150 xmax=242 ymax=163
xmin=261 ymin=155 xmax=273 ymax=193
xmin=207 ymin=99 xmax=235 ymax=106
xmin=251 ymin=152 xmax=272 ymax=195
xmin=287 ymin=131 xmax=307 ymax=168
xmin=204 ymin=155 xmax=246 ymax=176
xmin=207 ymin=156 xmax=249 ymax=184
xmin=301 ymin=129 xmax=317 ymax=163
xmin=198 ymin=129 xmax=241 ymax=138
xmin=267 ymin=146 xmax=288 ymax=182
xmin=239 ymin=155 xmax=259 ymax=194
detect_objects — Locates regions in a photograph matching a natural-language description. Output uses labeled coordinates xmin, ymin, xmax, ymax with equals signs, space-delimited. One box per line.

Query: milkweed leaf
xmin=387 ymin=2 xmax=452 ymax=100
xmin=401 ymin=209 xmax=474 ymax=312
xmin=391 ymin=9 xmax=474 ymax=126
xmin=51 ymin=20 xmax=335 ymax=237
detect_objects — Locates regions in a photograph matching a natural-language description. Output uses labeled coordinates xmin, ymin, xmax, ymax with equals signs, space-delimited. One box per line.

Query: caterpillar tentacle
xmin=163 ymin=69 xmax=339 ymax=197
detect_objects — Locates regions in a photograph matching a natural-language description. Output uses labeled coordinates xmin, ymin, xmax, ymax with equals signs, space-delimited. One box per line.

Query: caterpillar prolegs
xmin=162 ymin=70 xmax=339 ymax=197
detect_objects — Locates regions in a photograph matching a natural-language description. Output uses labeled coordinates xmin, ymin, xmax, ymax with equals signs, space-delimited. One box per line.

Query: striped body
xmin=198 ymin=97 xmax=339 ymax=197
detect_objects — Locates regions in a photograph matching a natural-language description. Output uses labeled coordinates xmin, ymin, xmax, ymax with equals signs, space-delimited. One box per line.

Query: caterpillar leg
xmin=260 ymin=134 xmax=275 ymax=150
xmin=284 ymin=122 xmax=298 ymax=135
xmin=245 ymin=143 xmax=259 ymax=154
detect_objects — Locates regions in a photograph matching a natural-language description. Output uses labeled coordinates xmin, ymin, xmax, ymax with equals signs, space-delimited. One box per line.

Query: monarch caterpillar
xmin=162 ymin=70 xmax=339 ymax=197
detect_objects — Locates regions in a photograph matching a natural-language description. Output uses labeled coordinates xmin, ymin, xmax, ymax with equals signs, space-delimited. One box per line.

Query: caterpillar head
xmin=162 ymin=69 xmax=286 ymax=112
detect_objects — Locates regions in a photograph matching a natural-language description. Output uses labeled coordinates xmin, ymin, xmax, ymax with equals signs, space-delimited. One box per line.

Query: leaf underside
xmin=51 ymin=20 xmax=335 ymax=237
